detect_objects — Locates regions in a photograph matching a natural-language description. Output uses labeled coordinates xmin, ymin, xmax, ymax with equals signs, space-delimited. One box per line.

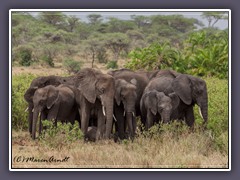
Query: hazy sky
xmin=29 ymin=10 xmax=229 ymax=30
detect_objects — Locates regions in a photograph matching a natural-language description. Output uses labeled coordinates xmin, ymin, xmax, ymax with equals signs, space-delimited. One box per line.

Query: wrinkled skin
xmin=140 ymin=90 xmax=179 ymax=130
xmin=108 ymin=69 xmax=149 ymax=140
xmin=69 ymin=68 xmax=115 ymax=139
xmin=148 ymin=71 xmax=208 ymax=128
xmin=32 ymin=85 xmax=78 ymax=139
xmin=24 ymin=75 xmax=73 ymax=135
xmin=113 ymin=79 xmax=138 ymax=140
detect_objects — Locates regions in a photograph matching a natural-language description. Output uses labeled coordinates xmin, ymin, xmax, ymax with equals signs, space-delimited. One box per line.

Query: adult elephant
xmin=24 ymin=75 xmax=72 ymax=135
xmin=31 ymin=84 xmax=78 ymax=139
xmin=69 ymin=68 xmax=115 ymax=139
xmin=147 ymin=71 xmax=208 ymax=128
xmin=140 ymin=90 xmax=179 ymax=130
xmin=113 ymin=78 xmax=138 ymax=140
xmin=108 ymin=69 xmax=149 ymax=139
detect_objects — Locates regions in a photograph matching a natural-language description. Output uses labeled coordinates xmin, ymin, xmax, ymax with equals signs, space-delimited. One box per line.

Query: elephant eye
xmin=99 ymin=88 xmax=105 ymax=94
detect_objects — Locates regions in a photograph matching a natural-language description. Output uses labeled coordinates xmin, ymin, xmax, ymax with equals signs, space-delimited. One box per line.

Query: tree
xmin=84 ymin=33 xmax=106 ymax=67
xmin=131 ymin=15 xmax=151 ymax=29
xmin=104 ymin=33 xmax=130 ymax=62
xmin=39 ymin=12 xmax=67 ymax=29
xmin=106 ymin=17 xmax=135 ymax=33
xmin=87 ymin=14 xmax=102 ymax=25
xmin=202 ymin=12 xmax=228 ymax=28
xmin=66 ymin=15 xmax=80 ymax=32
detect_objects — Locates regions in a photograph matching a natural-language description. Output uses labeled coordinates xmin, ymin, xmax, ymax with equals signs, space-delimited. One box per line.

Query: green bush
xmin=12 ymin=74 xmax=38 ymax=130
xmin=19 ymin=48 xmax=32 ymax=66
xmin=107 ymin=60 xmax=118 ymax=69
xmin=40 ymin=120 xmax=84 ymax=149
xmin=63 ymin=58 xmax=83 ymax=74
xmin=125 ymin=30 xmax=228 ymax=79
xmin=42 ymin=55 xmax=54 ymax=67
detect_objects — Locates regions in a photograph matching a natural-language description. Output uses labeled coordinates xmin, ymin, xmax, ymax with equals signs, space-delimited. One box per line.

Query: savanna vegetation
xmin=11 ymin=11 xmax=229 ymax=168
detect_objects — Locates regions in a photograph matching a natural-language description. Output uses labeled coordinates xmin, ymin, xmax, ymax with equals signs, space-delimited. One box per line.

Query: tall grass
xmin=11 ymin=74 xmax=229 ymax=168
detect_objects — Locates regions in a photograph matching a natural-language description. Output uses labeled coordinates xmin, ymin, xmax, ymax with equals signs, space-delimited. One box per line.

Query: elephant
xmin=85 ymin=125 xmax=106 ymax=142
xmin=140 ymin=90 xmax=180 ymax=130
xmin=68 ymin=68 xmax=115 ymax=139
xmin=108 ymin=69 xmax=149 ymax=139
xmin=31 ymin=84 xmax=79 ymax=139
xmin=145 ymin=71 xmax=208 ymax=128
xmin=113 ymin=78 xmax=138 ymax=140
xmin=24 ymin=75 xmax=73 ymax=135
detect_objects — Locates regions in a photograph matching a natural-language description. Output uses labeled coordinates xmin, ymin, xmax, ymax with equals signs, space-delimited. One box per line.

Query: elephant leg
xmin=39 ymin=112 xmax=47 ymax=135
xmin=47 ymin=104 xmax=59 ymax=127
xmin=80 ymin=101 xmax=91 ymax=139
xmin=96 ymin=107 xmax=105 ymax=140
xmin=114 ymin=105 xmax=125 ymax=140
xmin=28 ymin=105 xmax=33 ymax=135
xmin=185 ymin=107 xmax=195 ymax=129
xmin=146 ymin=110 xmax=154 ymax=130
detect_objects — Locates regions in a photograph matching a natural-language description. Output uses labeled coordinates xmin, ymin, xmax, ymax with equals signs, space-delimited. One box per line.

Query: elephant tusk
xmin=113 ymin=114 xmax=117 ymax=122
xmin=32 ymin=108 xmax=34 ymax=113
xmin=123 ymin=111 xmax=125 ymax=117
xmin=198 ymin=107 xmax=203 ymax=119
xmin=24 ymin=107 xmax=29 ymax=112
xmin=132 ymin=112 xmax=135 ymax=117
xmin=102 ymin=106 xmax=106 ymax=116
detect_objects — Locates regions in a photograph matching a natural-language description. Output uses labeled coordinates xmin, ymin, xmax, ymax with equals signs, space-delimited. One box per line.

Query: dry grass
xmin=11 ymin=130 xmax=228 ymax=169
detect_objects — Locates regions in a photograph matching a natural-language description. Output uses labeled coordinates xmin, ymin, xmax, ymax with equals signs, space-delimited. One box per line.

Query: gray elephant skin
xmin=113 ymin=78 xmax=137 ymax=140
xmin=32 ymin=84 xmax=78 ymax=139
xmin=140 ymin=90 xmax=180 ymax=130
xmin=69 ymin=68 xmax=115 ymax=139
xmin=144 ymin=70 xmax=208 ymax=128
xmin=108 ymin=69 xmax=150 ymax=140
xmin=24 ymin=75 xmax=72 ymax=135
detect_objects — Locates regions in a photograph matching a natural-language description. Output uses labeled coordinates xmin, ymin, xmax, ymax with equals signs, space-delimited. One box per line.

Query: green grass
xmin=11 ymin=74 xmax=229 ymax=168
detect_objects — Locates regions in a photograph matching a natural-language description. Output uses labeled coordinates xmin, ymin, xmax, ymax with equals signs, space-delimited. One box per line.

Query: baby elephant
xmin=140 ymin=90 xmax=180 ymax=130
xmin=32 ymin=84 xmax=78 ymax=139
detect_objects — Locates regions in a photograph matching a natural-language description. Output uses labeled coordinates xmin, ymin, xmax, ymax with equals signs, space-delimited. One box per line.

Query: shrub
xmin=107 ymin=60 xmax=118 ymax=69
xmin=39 ymin=120 xmax=84 ymax=149
xmin=63 ymin=58 xmax=83 ymax=74
xmin=19 ymin=48 xmax=32 ymax=66
xmin=42 ymin=55 xmax=54 ymax=67
xmin=12 ymin=74 xmax=38 ymax=130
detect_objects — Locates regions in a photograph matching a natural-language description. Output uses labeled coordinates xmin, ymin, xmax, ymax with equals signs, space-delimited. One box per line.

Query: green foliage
xmin=126 ymin=29 xmax=228 ymax=79
xmin=126 ymin=42 xmax=181 ymax=71
xmin=63 ymin=58 xmax=83 ymax=74
xmin=12 ymin=74 xmax=38 ymax=130
xmin=19 ymin=48 xmax=32 ymax=66
xmin=40 ymin=120 xmax=84 ymax=149
xmin=42 ymin=55 xmax=54 ymax=67
xmin=107 ymin=60 xmax=118 ymax=69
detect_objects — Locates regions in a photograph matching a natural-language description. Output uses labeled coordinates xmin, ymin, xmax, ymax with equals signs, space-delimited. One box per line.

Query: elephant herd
xmin=24 ymin=68 xmax=208 ymax=142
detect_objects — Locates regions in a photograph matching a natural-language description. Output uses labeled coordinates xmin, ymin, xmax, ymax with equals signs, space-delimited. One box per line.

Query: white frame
xmin=9 ymin=9 xmax=231 ymax=171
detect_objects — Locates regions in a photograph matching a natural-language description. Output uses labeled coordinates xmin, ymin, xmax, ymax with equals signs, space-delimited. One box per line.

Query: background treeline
xmin=12 ymin=12 xmax=228 ymax=78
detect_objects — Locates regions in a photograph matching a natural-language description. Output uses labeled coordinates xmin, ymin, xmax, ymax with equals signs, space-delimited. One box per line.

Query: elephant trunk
xmin=104 ymin=98 xmax=114 ymax=139
xmin=28 ymin=104 xmax=33 ymax=134
xmin=32 ymin=108 xmax=40 ymax=140
xmin=162 ymin=111 xmax=171 ymax=124
xmin=197 ymin=92 xmax=208 ymax=125
xmin=200 ymin=100 xmax=208 ymax=125
xmin=126 ymin=112 xmax=135 ymax=141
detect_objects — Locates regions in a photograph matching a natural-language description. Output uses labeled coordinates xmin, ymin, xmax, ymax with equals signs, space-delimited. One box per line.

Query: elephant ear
xmin=47 ymin=86 xmax=59 ymax=109
xmin=114 ymin=80 xmax=122 ymax=106
xmin=24 ymin=87 xmax=38 ymax=102
xmin=130 ymin=78 xmax=137 ymax=86
xmin=147 ymin=91 xmax=158 ymax=115
xmin=172 ymin=74 xmax=192 ymax=105
xmin=76 ymin=69 xmax=97 ymax=104
xmin=168 ymin=92 xmax=180 ymax=110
